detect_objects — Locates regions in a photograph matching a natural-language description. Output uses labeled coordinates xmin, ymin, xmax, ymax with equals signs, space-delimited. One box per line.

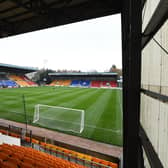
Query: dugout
xmin=0 ymin=0 xmax=168 ymax=167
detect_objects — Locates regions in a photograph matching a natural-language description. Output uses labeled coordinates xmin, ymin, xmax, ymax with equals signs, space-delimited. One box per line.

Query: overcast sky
xmin=0 ymin=14 xmax=122 ymax=72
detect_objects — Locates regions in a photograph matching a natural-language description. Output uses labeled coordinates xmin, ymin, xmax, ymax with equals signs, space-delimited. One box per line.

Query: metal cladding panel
xmin=141 ymin=37 xmax=161 ymax=93
xmin=148 ymin=39 xmax=161 ymax=93
xmin=141 ymin=43 xmax=150 ymax=88
xmin=141 ymin=94 xmax=168 ymax=168
xmin=142 ymin=19 xmax=168 ymax=95
xmin=141 ymin=2 xmax=168 ymax=165
xmin=142 ymin=0 xmax=160 ymax=32
xmin=158 ymin=102 xmax=168 ymax=168
xmin=160 ymin=21 xmax=168 ymax=95
xmin=140 ymin=94 xmax=160 ymax=153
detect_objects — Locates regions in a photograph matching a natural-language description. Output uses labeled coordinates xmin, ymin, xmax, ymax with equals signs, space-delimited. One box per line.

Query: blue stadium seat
xmin=79 ymin=80 xmax=90 ymax=87
xmin=0 ymin=80 xmax=18 ymax=88
xmin=71 ymin=80 xmax=80 ymax=86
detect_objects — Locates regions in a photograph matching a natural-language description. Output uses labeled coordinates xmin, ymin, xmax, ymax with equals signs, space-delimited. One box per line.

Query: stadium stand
xmin=50 ymin=80 xmax=62 ymax=86
xmin=101 ymin=81 xmax=117 ymax=88
xmin=71 ymin=80 xmax=80 ymax=87
xmin=0 ymin=80 xmax=18 ymax=88
xmin=49 ymin=80 xmax=72 ymax=86
xmin=0 ymin=143 xmax=86 ymax=168
xmin=49 ymin=80 xmax=57 ymax=86
xmin=102 ymin=81 xmax=111 ymax=87
xmin=0 ymin=129 xmax=119 ymax=168
xmin=0 ymin=74 xmax=18 ymax=88
xmin=49 ymin=79 xmax=118 ymax=88
xmin=91 ymin=80 xmax=101 ymax=88
xmin=0 ymin=74 xmax=8 ymax=80
xmin=62 ymin=80 xmax=72 ymax=86
xmin=9 ymin=75 xmax=37 ymax=87
xmin=79 ymin=80 xmax=90 ymax=87
xmin=21 ymin=76 xmax=37 ymax=86
xmin=110 ymin=81 xmax=117 ymax=87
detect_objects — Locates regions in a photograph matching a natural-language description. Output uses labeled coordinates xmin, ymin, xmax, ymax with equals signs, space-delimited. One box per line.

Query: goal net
xmin=33 ymin=104 xmax=84 ymax=133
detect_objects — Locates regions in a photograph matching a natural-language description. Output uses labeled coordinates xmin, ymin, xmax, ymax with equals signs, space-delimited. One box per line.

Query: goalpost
xmin=33 ymin=104 xmax=84 ymax=133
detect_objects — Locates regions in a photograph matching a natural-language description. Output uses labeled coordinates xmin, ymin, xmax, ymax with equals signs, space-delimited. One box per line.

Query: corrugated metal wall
xmin=141 ymin=1 xmax=168 ymax=167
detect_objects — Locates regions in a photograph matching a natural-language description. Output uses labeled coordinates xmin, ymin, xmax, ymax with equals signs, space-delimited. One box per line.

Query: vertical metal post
xmin=22 ymin=94 xmax=27 ymax=132
xmin=30 ymin=130 xmax=32 ymax=147
xmin=121 ymin=0 xmax=142 ymax=167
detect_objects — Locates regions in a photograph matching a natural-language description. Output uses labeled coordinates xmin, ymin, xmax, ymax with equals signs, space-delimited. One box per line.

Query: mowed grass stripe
xmin=57 ymin=88 xmax=102 ymax=108
xmin=95 ymin=89 xmax=121 ymax=129
xmin=88 ymin=89 xmax=122 ymax=145
xmin=0 ymin=87 xmax=122 ymax=146
xmin=24 ymin=88 xmax=97 ymax=117
xmin=38 ymin=89 xmax=104 ymax=126
xmin=25 ymin=87 xmax=79 ymax=98
xmin=25 ymin=87 xmax=91 ymax=104
xmin=116 ymin=89 xmax=122 ymax=131
xmin=82 ymin=89 xmax=113 ymax=137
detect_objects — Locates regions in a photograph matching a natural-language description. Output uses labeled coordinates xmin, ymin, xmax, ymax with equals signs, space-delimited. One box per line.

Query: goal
xmin=33 ymin=104 xmax=84 ymax=133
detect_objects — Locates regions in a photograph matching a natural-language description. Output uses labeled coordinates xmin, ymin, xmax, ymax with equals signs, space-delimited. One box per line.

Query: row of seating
xmin=50 ymin=80 xmax=71 ymax=86
xmin=0 ymin=75 xmax=37 ymax=88
xmin=39 ymin=142 xmax=118 ymax=168
xmin=0 ymin=80 xmax=18 ymax=88
xmin=0 ymin=143 xmax=86 ymax=168
xmin=9 ymin=75 xmax=37 ymax=87
xmin=0 ymin=129 xmax=118 ymax=168
xmin=50 ymin=80 xmax=118 ymax=88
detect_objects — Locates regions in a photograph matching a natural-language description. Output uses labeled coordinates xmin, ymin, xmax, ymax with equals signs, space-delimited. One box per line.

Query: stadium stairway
xmin=0 ymin=129 xmax=119 ymax=168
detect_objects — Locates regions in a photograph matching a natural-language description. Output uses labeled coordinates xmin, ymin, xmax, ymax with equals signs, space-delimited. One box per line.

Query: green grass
xmin=0 ymin=86 xmax=122 ymax=146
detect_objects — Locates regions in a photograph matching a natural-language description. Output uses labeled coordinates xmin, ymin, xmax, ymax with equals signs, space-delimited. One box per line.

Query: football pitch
xmin=0 ymin=86 xmax=122 ymax=146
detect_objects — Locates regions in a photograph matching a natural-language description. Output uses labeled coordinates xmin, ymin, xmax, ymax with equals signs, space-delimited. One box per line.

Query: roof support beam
xmin=9 ymin=0 xmax=45 ymax=14
xmin=9 ymin=0 xmax=120 ymax=36
xmin=0 ymin=5 xmax=19 ymax=14
xmin=1 ymin=10 xmax=31 ymax=20
xmin=0 ymin=0 xmax=121 ymax=38
xmin=0 ymin=1 xmax=31 ymax=14
xmin=4 ymin=0 xmax=72 ymax=21
xmin=121 ymin=0 xmax=142 ymax=167
xmin=142 ymin=0 xmax=168 ymax=49
xmin=9 ymin=0 xmax=69 ymax=15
